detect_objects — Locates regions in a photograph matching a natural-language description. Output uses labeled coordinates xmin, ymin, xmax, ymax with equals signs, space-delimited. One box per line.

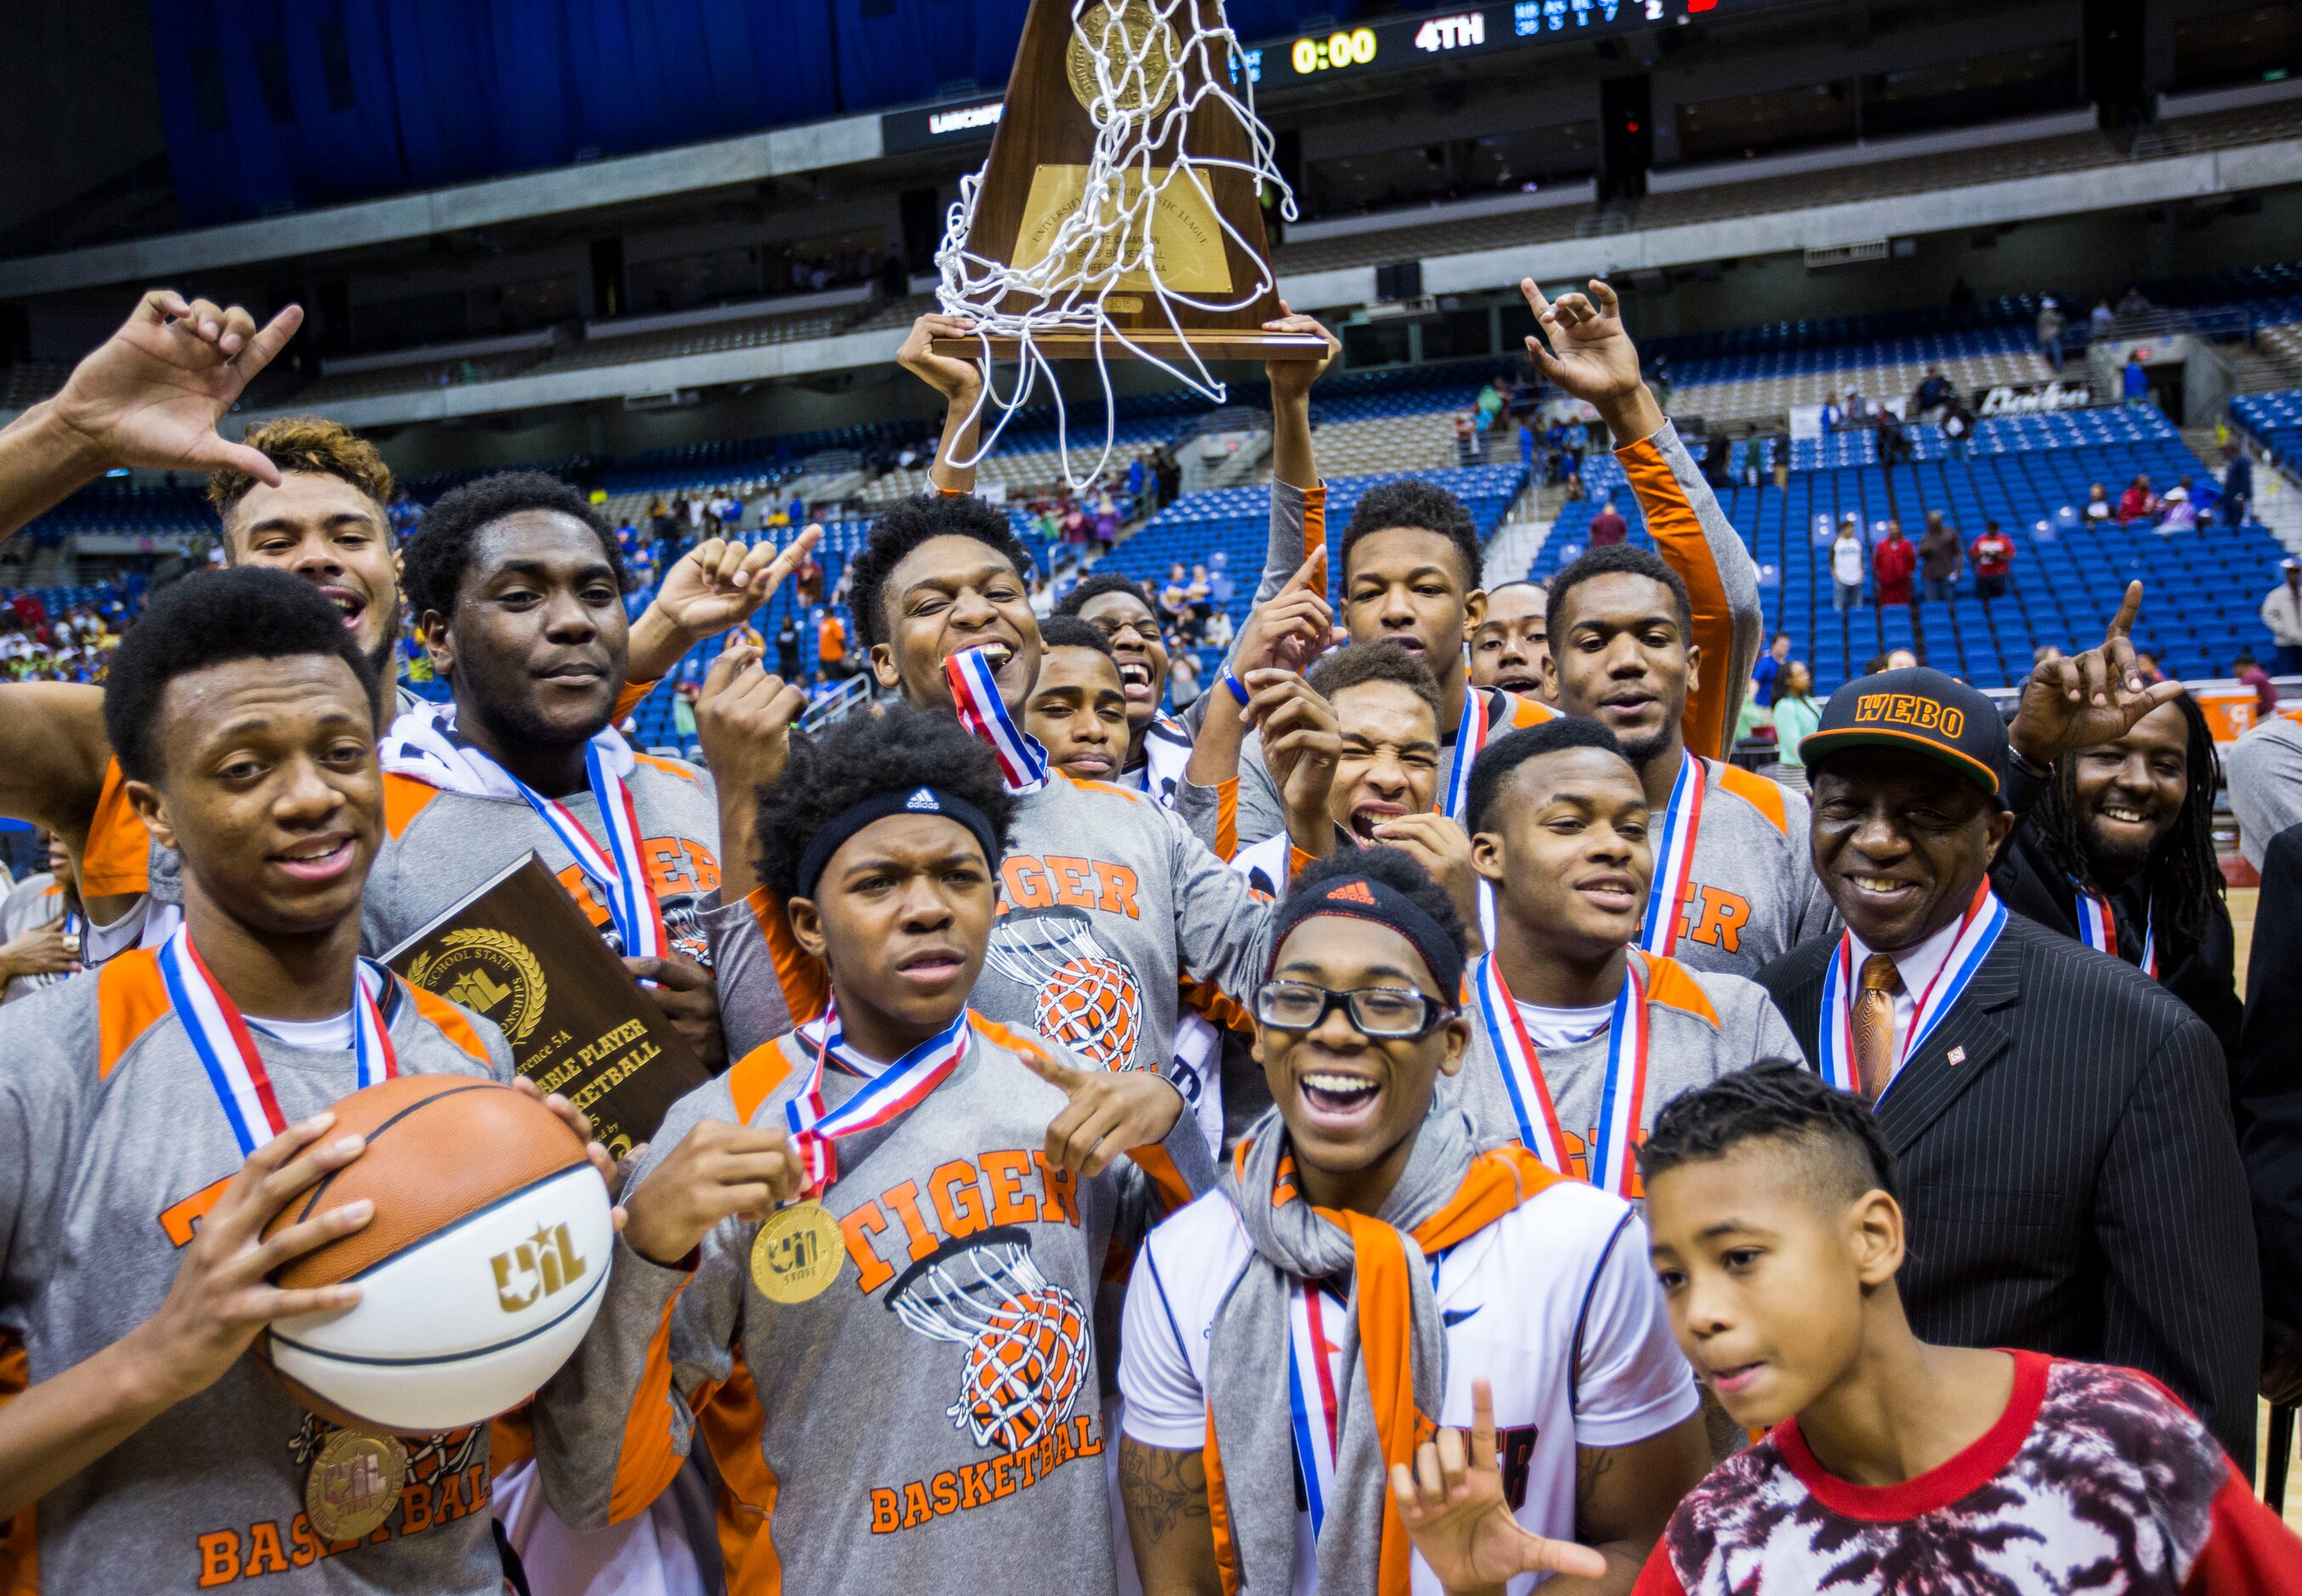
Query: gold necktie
xmin=1852 ymin=954 xmax=1904 ymax=1105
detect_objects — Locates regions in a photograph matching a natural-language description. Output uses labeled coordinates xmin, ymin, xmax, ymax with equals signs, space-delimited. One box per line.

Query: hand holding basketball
xmin=622 ymin=1119 xmax=807 ymax=1268
xmin=508 ymin=1077 xmax=626 ymax=1218
xmin=1390 ymin=1379 xmax=1609 ymax=1592
xmin=120 ymin=1114 xmax=374 ymax=1407
xmin=1018 ymin=1047 xmax=1185 ymax=1178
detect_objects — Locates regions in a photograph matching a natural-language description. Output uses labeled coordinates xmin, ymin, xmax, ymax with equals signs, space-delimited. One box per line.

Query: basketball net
xmin=936 ymin=0 xmax=1296 ymax=490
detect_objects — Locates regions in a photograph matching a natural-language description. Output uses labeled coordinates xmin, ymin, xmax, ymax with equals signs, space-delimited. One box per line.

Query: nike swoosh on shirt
xmin=1442 ymin=1305 xmax=1484 ymax=1328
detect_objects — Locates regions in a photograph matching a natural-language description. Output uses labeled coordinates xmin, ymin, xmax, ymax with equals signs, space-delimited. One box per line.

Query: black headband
xmin=1268 ymin=872 xmax=1466 ymax=999
xmin=794 ymin=786 xmax=1003 ymax=900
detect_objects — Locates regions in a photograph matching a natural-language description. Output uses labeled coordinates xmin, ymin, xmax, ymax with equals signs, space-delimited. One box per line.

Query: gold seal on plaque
xmin=304 ymin=1429 xmax=410 ymax=1543
xmin=1066 ymin=1 xmax=1182 ymax=122
xmin=750 ymin=1202 xmax=844 ymax=1304
xmin=407 ymin=928 xmax=547 ymax=1042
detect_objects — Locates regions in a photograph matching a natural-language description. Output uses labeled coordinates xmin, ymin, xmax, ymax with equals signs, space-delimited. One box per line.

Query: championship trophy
xmin=933 ymin=0 xmax=1327 ymax=483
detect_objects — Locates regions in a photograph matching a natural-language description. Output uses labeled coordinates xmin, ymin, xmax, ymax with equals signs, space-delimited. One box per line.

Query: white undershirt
xmin=1513 ymin=999 xmax=1616 ymax=1050
xmin=246 ymin=1010 xmax=356 ymax=1051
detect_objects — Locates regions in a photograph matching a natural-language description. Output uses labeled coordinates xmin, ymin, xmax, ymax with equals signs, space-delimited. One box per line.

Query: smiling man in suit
xmin=1757 ymin=661 xmax=2259 ymax=1467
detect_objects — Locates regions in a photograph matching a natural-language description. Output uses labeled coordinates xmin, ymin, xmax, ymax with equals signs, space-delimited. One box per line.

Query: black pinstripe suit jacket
xmin=1761 ymin=911 xmax=2260 ymax=1465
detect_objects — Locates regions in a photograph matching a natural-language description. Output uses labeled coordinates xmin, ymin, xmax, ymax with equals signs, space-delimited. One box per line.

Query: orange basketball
xmin=255 ymin=1075 xmax=615 ymax=1435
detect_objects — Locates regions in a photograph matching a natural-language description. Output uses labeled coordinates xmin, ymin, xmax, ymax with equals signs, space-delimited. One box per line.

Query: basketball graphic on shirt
xmin=887 ymin=1227 xmax=1088 ymax=1452
xmin=985 ymin=908 xmax=1142 ymax=1069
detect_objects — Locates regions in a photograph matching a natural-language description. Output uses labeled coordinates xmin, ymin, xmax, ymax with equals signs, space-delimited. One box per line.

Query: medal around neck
xmin=304 ymin=1429 xmax=409 ymax=1543
xmin=751 ymin=1201 xmax=844 ymax=1304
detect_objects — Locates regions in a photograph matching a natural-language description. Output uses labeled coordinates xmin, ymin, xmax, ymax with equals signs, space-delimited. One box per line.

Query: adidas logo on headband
xmin=906 ymin=789 xmax=941 ymax=812
xmin=1326 ymin=881 xmax=1377 ymax=905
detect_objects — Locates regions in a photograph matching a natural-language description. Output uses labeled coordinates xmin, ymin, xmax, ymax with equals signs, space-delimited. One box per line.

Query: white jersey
xmin=1119 ymin=1178 xmax=1698 ymax=1595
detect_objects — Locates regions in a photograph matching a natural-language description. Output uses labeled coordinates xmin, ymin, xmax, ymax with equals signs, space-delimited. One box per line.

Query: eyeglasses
xmin=1254 ymin=980 xmax=1453 ymax=1039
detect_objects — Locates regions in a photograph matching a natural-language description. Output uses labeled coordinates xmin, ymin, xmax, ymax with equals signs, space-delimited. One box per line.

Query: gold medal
xmin=304 ymin=1429 xmax=409 ymax=1543
xmin=750 ymin=1201 xmax=843 ymax=1304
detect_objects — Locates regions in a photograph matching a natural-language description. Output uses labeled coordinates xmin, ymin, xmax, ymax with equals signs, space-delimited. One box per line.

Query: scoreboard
xmin=1282 ymin=0 xmax=1764 ymax=83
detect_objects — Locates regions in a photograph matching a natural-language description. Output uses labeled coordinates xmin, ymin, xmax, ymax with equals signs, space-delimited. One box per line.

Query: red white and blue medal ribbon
xmin=1286 ymin=1282 xmax=1341 ymax=1536
xmin=2074 ymin=883 xmax=2157 ymax=980
xmin=502 ymin=742 xmax=668 ymax=966
xmin=1817 ymin=885 xmax=2007 ymax=1100
xmin=1470 ymin=952 xmax=1648 ymax=1196
xmin=785 ymin=1005 xmax=972 ymax=1193
xmin=160 ymin=925 xmax=396 ymax=1158
xmin=1441 ymin=686 xmax=1492 ymax=821
xmin=1636 ymin=753 xmax=1705 ymax=957
xmin=946 ymin=647 xmax=1049 ymax=795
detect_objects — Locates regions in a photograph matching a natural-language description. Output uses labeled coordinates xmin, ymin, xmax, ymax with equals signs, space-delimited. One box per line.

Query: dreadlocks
xmin=2027 ymin=689 xmax=2223 ymax=945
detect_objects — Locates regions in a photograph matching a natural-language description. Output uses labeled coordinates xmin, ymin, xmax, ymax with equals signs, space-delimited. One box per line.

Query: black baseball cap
xmin=1801 ymin=667 xmax=2008 ymax=804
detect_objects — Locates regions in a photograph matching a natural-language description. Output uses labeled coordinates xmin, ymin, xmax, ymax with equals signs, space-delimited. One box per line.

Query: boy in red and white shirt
xmin=1424 ymin=1060 xmax=2302 ymax=1596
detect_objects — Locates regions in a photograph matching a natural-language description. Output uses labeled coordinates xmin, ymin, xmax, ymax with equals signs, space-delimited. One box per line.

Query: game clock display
xmin=1285 ymin=0 xmax=1737 ymax=80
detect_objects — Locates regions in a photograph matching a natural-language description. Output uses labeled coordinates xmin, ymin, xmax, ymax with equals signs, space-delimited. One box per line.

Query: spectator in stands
xmin=2034 ymin=643 xmax=2064 ymax=670
xmin=1586 ymin=494 xmax=1627 ymax=547
xmin=1126 ymin=455 xmax=1145 ymax=502
xmin=1818 ymin=396 xmax=1841 ymax=433
xmin=1768 ymin=659 xmax=1820 ymax=790
xmin=2122 ymin=349 xmax=2151 ymax=405
xmin=2084 ymin=482 xmax=2114 ymax=523
xmin=774 ymin=612 xmax=801 ymax=681
xmin=1771 ymin=423 xmax=1792 ymax=490
xmin=1454 ymin=412 xmax=1479 ymax=465
xmin=2118 ymin=473 xmax=2160 ymax=524
xmin=1476 ymin=377 xmax=1505 ymax=433
xmin=2135 ymin=650 xmax=2166 ymax=686
xmin=1206 ymin=550 xmax=1235 ymax=610
xmin=2264 ymin=559 xmax=2302 ymax=676
xmin=1185 ymin=563 xmax=1214 ymax=632
xmin=1734 ymin=429 xmax=1763 ymax=487
xmin=1842 ymin=388 xmax=1871 ymax=427
xmin=1919 ymin=511 xmax=1961 ymax=603
xmin=1831 ymin=518 xmax=1865 ymax=614
xmin=1166 ymin=648 xmax=1202 ymax=713
xmin=1752 ymin=631 xmax=1791 ymax=706
xmin=1940 ymin=396 xmax=1976 ymax=459
xmin=2159 ymin=479 xmax=2199 ymax=534
xmin=1700 ymin=429 xmax=1733 ymax=487
xmin=2235 ymin=647 xmax=2279 ymax=718
xmin=2089 ymin=298 xmax=2116 ymax=341
xmin=1870 ymin=518 xmax=1916 ymax=606
xmin=2223 ymin=444 xmax=2254 ymax=529
xmin=1875 ymin=405 xmax=1913 ymax=467
xmin=1885 ymin=648 xmax=1919 ymax=671
xmin=1093 ymin=490 xmax=1119 ymax=547
xmin=1159 ymin=562 xmax=1192 ymax=631
xmin=1970 ymin=518 xmax=2016 ymax=602
xmin=2117 ymin=284 xmax=2153 ymax=320
xmin=1913 ymin=367 xmax=1952 ymax=421
xmin=672 ymin=679 xmax=700 ymax=744
xmin=815 ymin=605 xmax=850 ymax=680
xmin=2038 ymin=296 xmax=2066 ymax=371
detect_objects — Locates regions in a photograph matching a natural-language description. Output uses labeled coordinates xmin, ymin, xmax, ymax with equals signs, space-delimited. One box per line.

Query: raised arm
xmin=1520 ymin=280 xmax=1761 ymax=763
xmin=897 ymin=314 xmax=989 ymax=495
xmin=1247 ymin=308 xmax=1340 ymax=610
xmin=0 ymin=290 xmax=302 ymax=537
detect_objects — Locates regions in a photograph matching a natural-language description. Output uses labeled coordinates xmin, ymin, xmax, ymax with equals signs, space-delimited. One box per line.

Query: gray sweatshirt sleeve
xmin=533 ymin=1094 xmax=745 ymax=1530
xmin=1621 ymin=422 xmax=1762 ymax=762
xmin=705 ymin=893 xmax=795 ymax=1061
xmin=1162 ymin=802 xmax=1281 ymax=1004
xmin=1249 ymin=478 xmax=1319 ymax=611
xmin=2227 ymin=719 xmax=2302 ymax=869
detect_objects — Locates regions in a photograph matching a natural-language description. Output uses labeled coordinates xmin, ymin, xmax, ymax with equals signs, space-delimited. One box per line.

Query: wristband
xmin=1222 ymin=668 xmax=1252 ymax=706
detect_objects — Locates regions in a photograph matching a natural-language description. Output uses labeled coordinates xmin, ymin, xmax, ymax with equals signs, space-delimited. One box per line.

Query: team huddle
xmin=0 ymin=283 xmax=2294 ymax=1596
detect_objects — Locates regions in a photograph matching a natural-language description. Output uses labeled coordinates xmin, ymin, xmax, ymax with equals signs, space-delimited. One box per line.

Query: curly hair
xmin=104 ymin=568 xmax=380 ymax=784
xmin=2025 ymin=689 xmax=2224 ymax=945
xmin=755 ymin=705 xmax=1018 ymax=900
xmin=1465 ymin=716 xmax=1629 ymax=835
xmin=1305 ymin=642 xmax=1441 ymax=721
xmin=1546 ymin=544 xmax=1694 ymax=638
xmin=399 ymin=470 xmax=623 ymax=622
xmin=1038 ymin=614 xmax=1116 ymax=659
xmin=848 ymin=494 xmax=1035 ymax=649
xmin=1053 ymin=571 xmax=1157 ymax=621
xmin=1340 ymin=481 xmax=1483 ymax=591
xmin=207 ymin=415 xmax=393 ymax=529
xmin=1639 ymin=1059 xmax=1900 ymax=1207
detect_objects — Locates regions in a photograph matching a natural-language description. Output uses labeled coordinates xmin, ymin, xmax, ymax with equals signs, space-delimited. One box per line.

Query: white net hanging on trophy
xmin=936 ymin=0 xmax=1296 ymax=489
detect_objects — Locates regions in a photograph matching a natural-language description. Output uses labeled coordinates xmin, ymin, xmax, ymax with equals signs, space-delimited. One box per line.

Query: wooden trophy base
xmin=932 ymin=329 xmax=1328 ymax=362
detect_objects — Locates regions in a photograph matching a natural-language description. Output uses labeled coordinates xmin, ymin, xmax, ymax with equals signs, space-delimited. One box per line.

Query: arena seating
xmin=2234 ymin=391 xmax=2302 ymax=463
xmin=1535 ymin=413 xmax=2283 ymax=696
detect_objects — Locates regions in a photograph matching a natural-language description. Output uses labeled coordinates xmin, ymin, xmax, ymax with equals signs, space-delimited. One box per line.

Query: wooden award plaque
xmin=932 ymin=0 xmax=1326 ymax=363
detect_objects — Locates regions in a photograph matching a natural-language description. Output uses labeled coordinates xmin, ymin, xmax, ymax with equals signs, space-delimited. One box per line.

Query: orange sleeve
xmin=1301 ymin=481 xmax=1326 ymax=565
xmin=607 ymin=1278 xmax=703 ymax=1525
xmin=1619 ymin=434 xmax=1736 ymax=764
xmin=0 ymin=1336 xmax=31 ymax=1596
xmin=746 ymin=885 xmax=828 ymax=1024
xmin=615 ymin=678 xmax=660 ymax=722
xmin=79 ymin=758 xmax=150 ymax=898
xmin=1213 ymin=777 xmax=1239 ymax=862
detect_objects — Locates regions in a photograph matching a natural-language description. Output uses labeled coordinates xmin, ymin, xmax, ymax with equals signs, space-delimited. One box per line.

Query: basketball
xmin=959 ymin=1285 xmax=1087 ymax=1452
xmin=257 ymin=1075 xmax=615 ymax=1436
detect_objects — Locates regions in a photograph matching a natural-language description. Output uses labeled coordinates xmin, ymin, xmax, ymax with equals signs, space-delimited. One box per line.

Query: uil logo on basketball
xmin=490 ymin=1221 xmax=588 ymax=1313
xmin=887 ymin=1226 xmax=1089 ymax=1452
xmin=985 ymin=907 xmax=1142 ymax=1069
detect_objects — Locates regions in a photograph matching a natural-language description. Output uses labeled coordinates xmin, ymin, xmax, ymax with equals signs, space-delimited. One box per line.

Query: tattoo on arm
xmin=1573 ymin=1444 xmax=1617 ymax=1521
xmin=1120 ymin=1437 xmax=1211 ymax=1540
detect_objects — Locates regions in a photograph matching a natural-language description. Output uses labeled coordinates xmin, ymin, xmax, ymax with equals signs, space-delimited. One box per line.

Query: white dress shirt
xmin=1845 ymin=908 xmax=1970 ymax=1082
